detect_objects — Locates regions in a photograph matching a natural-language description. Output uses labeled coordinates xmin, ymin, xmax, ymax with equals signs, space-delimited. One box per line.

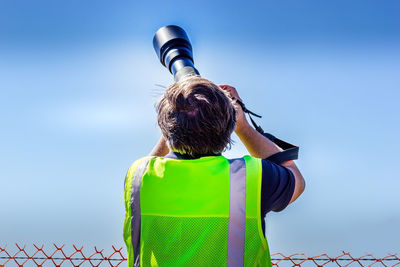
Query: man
xmin=124 ymin=76 xmax=305 ymax=266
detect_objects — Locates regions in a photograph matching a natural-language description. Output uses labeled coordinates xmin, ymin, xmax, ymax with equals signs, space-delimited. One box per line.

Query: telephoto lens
xmin=153 ymin=25 xmax=200 ymax=82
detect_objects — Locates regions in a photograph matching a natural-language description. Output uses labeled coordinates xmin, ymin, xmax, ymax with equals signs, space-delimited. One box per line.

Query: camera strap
xmin=235 ymin=99 xmax=299 ymax=164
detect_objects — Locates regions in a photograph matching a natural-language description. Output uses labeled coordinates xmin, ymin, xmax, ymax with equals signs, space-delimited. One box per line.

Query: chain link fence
xmin=1 ymin=244 xmax=399 ymax=266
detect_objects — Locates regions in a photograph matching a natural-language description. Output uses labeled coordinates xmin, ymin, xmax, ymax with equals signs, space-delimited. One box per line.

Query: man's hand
xmin=219 ymin=84 xmax=249 ymax=132
xmin=219 ymin=84 xmax=305 ymax=204
xmin=219 ymin=84 xmax=281 ymax=158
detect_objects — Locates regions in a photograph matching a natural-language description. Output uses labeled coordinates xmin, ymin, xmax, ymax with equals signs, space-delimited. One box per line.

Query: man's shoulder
xmin=260 ymin=158 xmax=295 ymax=213
xmin=240 ymin=155 xmax=263 ymax=170
xmin=129 ymin=156 xmax=156 ymax=171
xmin=125 ymin=156 xmax=155 ymax=185
xmin=227 ymin=154 xmax=261 ymax=161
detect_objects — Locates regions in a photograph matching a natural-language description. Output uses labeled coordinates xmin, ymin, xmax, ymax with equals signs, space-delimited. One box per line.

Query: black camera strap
xmin=234 ymin=99 xmax=299 ymax=164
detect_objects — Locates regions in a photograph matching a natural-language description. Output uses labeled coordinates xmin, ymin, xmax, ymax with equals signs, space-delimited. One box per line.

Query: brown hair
xmin=157 ymin=76 xmax=236 ymax=156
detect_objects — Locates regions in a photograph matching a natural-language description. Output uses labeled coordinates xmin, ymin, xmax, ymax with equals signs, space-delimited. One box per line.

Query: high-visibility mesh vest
xmin=124 ymin=155 xmax=271 ymax=267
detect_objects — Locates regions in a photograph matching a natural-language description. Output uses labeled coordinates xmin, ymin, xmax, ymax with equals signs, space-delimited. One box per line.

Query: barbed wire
xmin=270 ymin=252 xmax=400 ymax=267
xmin=0 ymin=244 xmax=398 ymax=266
xmin=0 ymin=244 xmax=125 ymax=267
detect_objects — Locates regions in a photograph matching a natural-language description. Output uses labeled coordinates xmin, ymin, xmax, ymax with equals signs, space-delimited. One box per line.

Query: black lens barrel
xmin=153 ymin=25 xmax=199 ymax=81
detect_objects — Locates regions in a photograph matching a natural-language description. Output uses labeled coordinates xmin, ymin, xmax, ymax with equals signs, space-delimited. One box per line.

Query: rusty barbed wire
xmin=0 ymin=244 xmax=398 ymax=266
xmin=0 ymin=244 xmax=126 ymax=267
xmin=270 ymin=252 xmax=400 ymax=267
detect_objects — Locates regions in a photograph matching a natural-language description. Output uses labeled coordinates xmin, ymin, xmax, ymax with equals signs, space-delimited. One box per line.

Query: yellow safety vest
xmin=123 ymin=155 xmax=271 ymax=266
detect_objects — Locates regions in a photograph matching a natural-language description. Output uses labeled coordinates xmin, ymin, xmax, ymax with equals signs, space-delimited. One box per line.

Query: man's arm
xmin=219 ymin=84 xmax=305 ymax=204
xmin=235 ymin=122 xmax=305 ymax=204
xmin=149 ymin=135 xmax=170 ymax=156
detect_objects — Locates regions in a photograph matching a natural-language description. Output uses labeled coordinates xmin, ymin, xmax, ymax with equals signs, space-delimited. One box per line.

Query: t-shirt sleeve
xmin=261 ymin=159 xmax=295 ymax=215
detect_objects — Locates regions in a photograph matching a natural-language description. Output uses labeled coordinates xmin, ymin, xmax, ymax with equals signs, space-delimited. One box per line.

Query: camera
xmin=153 ymin=25 xmax=200 ymax=82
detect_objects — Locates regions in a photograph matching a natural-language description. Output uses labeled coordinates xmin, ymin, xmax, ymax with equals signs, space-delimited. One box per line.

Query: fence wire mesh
xmin=0 ymin=244 xmax=399 ymax=266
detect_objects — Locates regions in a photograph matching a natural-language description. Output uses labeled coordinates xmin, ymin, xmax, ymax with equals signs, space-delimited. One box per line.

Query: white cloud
xmin=46 ymin=101 xmax=154 ymax=133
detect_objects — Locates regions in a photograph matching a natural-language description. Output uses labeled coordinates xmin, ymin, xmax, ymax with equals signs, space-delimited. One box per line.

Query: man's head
xmin=157 ymin=76 xmax=236 ymax=156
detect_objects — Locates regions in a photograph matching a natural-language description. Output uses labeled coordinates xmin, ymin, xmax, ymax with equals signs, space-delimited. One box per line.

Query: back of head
xmin=157 ymin=76 xmax=236 ymax=156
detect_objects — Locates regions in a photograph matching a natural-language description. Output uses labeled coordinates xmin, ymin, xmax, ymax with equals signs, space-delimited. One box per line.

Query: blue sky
xmin=1 ymin=0 xmax=399 ymax=257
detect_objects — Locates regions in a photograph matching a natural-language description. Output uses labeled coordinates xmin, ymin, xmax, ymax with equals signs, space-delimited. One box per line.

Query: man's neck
xmin=165 ymin=151 xmax=221 ymax=159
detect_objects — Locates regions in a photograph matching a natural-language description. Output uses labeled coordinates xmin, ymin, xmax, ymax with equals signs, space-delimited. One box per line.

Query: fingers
xmin=218 ymin=84 xmax=242 ymax=102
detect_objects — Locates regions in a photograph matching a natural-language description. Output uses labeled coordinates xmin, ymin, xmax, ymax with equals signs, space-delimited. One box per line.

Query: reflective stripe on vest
xmin=130 ymin=157 xmax=154 ymax=266
xmin=227 ymin=158 xmax=246 ymax=267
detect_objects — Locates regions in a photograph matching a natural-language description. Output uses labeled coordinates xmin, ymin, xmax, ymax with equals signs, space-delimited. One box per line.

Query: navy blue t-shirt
xmin=165 ymin=152 xmax=295 ymax=233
